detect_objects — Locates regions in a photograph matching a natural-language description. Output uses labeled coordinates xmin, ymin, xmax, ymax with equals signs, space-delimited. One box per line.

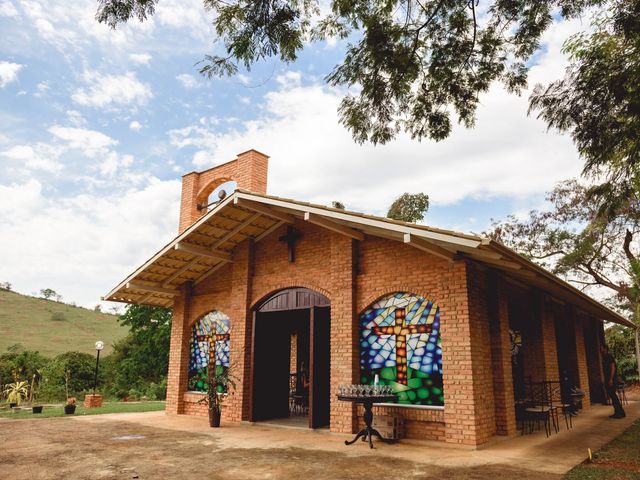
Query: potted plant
xmin=198 ymin=363 xmax=237 ymax=427
xmin=64 ymin=397 xmax=77 ymax=414
xmin=30 ymin=370 xmax=44 ymax=414
xmin=3 ymin=381 xmax=29 ymax=408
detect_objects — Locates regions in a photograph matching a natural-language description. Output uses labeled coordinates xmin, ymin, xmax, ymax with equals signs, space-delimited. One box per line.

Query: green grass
xmin=564 ymin=419 xmax=640 ymax=479
xmin=0 ymin=401 xmax=165 ymax=419
xmin=0 ymin=289 xmax=128 ymax=355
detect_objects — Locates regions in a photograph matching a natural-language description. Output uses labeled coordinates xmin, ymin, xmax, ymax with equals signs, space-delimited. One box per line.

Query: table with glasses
xmin=337 ymin=384 xmax=398 ymax=449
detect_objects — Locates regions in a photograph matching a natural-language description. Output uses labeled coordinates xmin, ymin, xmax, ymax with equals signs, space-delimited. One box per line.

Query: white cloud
xmin=71 ymin=71 xmax=153 ymax=108
xmin=0 ymin=61 xmax=24 ymax=87
xmin=129 ymin=53 xmax=152 ymax=65
xmin=0 ymin=1 xmax=18 ymax=17
xmin=1 ymin=144 xmax=63 ymax=172
xmin=48 ymin=125 xmax=117 ymax=156
xmin=0 ymin=177 xmax=181 ymax=307
xmin=129 ymin=120 xmax=142 ymax=131
xmin=34 ymin=81 xmax=49 ymax=97
xmin=176 ymin=73 xmax=198 ymax=89
xmin=99 ymin=151 xmax=134 ymax=177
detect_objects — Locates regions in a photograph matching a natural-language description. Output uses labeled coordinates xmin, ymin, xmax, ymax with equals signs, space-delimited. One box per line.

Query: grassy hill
xmin=0 ymin=289 xmax=128 ymax=356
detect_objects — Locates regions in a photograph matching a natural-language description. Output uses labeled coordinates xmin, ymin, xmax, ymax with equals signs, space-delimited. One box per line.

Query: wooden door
xmin=309 ymin=306 xmax=331 ymax=428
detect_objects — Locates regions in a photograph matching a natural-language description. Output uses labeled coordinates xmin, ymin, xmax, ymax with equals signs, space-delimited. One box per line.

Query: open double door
xmin=251 ymin=305 xmax=330 ymax=429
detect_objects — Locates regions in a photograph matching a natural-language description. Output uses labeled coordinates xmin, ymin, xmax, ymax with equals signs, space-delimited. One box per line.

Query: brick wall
xmin=165 ymin=208 xmax=605 ymax=446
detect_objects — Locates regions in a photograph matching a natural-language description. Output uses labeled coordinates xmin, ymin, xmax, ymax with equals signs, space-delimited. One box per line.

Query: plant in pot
xmin=198 ymin=362 xmax=237 ymax=428
xmin=63 ymin=369 xmax=76 ymax=414
xmin=3 ymin=381 xmax=29 ymax=409
xmin=30 ymin=370 xmax=44 ymax=414
xmin=64 ymin=397 xmax=77 ymax=414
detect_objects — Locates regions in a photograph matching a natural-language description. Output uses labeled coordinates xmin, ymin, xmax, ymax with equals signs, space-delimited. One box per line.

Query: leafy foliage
xmin=39 ymin=352 xmax=97 ymax=400
xmin=95 ymin=0 xmax=606 ymax=145
xmin=0 ymin=345 xmax=50 ymax=387
xmin=530 ymin=0 xmax=640 ymax=189
xmin=386 ymin=192 xmax=430 ymax=222
xmin=488 ymin=179 xmax=640 ymax=311
xmin=2 ymin=381 xmax=29 ymax=405
xmin=102 ymin=305 xmax=171 ymax=398
xmin=331 ymin=200 xmax=346 ymax=210
xmin=606 ymin=324 xmax=639 ymax=382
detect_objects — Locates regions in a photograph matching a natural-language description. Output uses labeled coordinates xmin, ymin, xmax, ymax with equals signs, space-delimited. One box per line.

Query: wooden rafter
xmin=174 ymin=242 xmax=232 ymax=262
xmin=303 ymin=212 xmax=364 ymax=240
xmin=126 ymin=281 xmax=179 ymax=296
xmin=403 ymin=233 xmax=457 ymax=261
xmin=193 ymin=261 xmax=228 ymax=285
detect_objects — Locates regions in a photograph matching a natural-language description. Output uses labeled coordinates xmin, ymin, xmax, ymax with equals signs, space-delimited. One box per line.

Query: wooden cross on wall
xmin=279 ymin=226 xmax=302 ymax=262
xmin=372 ymin=308 xmax=432 ymax=385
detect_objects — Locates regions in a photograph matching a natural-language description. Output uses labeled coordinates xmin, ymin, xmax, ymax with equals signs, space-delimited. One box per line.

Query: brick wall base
xmin=83 ymin=394 xmax=103 ymax=408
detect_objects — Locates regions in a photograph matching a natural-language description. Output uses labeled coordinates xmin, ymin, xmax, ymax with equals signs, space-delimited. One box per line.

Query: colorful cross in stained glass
xmin=371 ymin=308 xmax=432 ymax=385
xmin=196 ymin=333 xmax=231 ymax=364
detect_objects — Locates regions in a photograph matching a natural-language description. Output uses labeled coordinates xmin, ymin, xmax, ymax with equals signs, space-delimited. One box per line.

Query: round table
xmin=337 ymin=394 xmax=398 ymax=448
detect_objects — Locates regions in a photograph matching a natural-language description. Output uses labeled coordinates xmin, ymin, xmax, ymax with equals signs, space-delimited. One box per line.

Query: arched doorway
xmin=250 ymin=288 xmax=330 ymax=428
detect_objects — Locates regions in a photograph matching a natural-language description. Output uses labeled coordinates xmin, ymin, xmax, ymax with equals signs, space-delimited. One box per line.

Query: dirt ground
xmin=0 ymin=416 xmax=560 ymax=480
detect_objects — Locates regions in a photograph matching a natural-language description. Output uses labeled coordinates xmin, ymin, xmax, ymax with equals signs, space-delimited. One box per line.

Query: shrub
xmin=50 ymin=312 xmax=66 ymax=322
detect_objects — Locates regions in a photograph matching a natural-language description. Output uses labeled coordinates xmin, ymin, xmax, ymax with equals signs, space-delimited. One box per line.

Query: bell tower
xmin=178 ymin=149 xmax=269 ymax=233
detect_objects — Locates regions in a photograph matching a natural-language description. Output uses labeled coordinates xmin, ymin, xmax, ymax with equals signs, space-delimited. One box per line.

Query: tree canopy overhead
xmin=97 ymin=0 xmax=607 ymax=145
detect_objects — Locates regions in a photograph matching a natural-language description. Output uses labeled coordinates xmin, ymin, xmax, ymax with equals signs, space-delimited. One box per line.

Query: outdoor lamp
xmin=93 ymin=340 xmax=104 ymax=395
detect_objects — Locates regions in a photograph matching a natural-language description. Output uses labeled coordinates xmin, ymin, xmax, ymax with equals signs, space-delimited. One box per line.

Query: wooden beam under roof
xmin=174 ymin=242 xmax=233 ymax=262
xmin=234 ymin=197 xmax=296 ymax=224
xmin=163 ymin=212 xmax=260 ymax=287
xmin=403 ymin=233 xmax=457 ymax=261
xmin=126 ymin=281 xmax=179 ymax=296
xmin=304 ymin=212 xmax=365 ymax=241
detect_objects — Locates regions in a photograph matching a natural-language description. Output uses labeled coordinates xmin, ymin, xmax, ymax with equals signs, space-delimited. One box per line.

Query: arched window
xmin=360 ymin=292 xmax=443 ymax=406
xmin=188 ymin=311 xmax=231 ymax=392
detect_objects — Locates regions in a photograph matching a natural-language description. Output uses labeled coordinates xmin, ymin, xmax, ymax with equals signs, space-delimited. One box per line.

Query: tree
xmin=487 ymin=178 xmax=640 ymax=378
xmin=39 ymin=288 xmax=58 ymax=300
xmin=97 ymin=0 xmax=606 ymax=145
xmin=103 ymin=305 xmax=172 ymax=398
xmin=530 ymin=0 xmax=640 ymax=192
xmin=386 ymin=192 xmax=429 ymax=222
xmin=331 ymin=201 xmax=346 ymax=210
xmin=0 ymin=281 xmax=11 ymax=291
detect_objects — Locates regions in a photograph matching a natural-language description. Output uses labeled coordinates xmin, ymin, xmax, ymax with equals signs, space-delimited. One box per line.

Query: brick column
xmin=329 ymin=234 xmax=357 ymax=434
xmin=441 ymin=260 xmax=496 ymax=446
xmin=166 ymin=282 xmax=193 ymax=414
xmin=226 ymin=239 xmax=254 ymax=422
xmin=487 ymin=273 xmax=516 ymax=436
xmin=572 ymin=311 xmax=591 ymax=408
xmin=179 ymin=172 xmax=200 ymax=234
xmin=523 ymin=291 xmax=559 ymax=381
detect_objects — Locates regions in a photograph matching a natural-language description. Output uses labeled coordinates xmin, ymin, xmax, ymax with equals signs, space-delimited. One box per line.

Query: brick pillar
xmin=572 ymin=311 xmax=591 ymax=408
xmin=540 ymin=295 xmax=560 ymax=381
xmin=235 ymin=150 xmax=269 ymax=193
xmin=179 ymin=172 xmax=200 ymax=234
xmin=226 ymin=238 xmax=254 ymax=422
xmin=441 ymin=260 xmax=496 ymax=446
xmin=329 ymin=233 xmax=357 ymax=434
xmin=488 ymin=273 xmax=516 ymax=436
xmin=166 ymin=282 xmax=193 ymax=414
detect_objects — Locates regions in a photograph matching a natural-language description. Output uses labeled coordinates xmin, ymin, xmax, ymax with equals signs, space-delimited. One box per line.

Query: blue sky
xmin=0 ymin=1 xmax=591 ymax=308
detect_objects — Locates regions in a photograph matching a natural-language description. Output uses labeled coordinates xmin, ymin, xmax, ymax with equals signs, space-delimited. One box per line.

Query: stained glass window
xmin=187 ymin=311 xmax=231 ymax=392
xmin=360 ymin=292 xmax=444 ymax=406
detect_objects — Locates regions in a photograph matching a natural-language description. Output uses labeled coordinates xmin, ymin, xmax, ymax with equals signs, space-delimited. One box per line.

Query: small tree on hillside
xmin=40 ymin=288 xmax=58 ymax=300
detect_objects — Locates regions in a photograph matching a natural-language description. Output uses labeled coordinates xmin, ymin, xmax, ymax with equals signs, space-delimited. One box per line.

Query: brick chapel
xmin=106 ymin=149 xmax=633 ymax=446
